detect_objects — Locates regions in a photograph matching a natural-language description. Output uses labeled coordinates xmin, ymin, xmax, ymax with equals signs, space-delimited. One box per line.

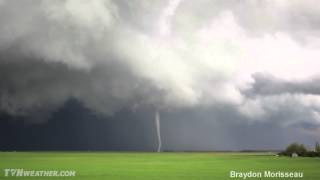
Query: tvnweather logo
xmin=3 ymin=168 xmax=76 ymax=177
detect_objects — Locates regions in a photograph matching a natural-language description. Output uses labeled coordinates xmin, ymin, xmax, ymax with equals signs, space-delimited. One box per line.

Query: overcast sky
xmin=1 ymin=0 xmax=320 ymax=151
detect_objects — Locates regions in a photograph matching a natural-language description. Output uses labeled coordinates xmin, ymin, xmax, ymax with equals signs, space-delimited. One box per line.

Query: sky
xmin=1 ymin=0 xmax=320 ymax=151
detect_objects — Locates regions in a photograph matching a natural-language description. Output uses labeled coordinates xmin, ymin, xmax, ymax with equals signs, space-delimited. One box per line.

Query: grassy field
xmin=0 ymin=152 xmax=319 ymax=179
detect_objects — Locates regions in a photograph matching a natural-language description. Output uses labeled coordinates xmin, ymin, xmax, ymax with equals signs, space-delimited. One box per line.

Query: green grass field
xmin=0 ymin=152 xmax=319 ymax=179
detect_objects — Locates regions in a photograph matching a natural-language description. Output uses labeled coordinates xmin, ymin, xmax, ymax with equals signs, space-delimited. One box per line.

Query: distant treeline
xmin=278 ymin=142 xmax=320 ymax=157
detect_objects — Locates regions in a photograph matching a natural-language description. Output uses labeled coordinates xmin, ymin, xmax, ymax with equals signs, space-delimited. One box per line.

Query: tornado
xmin=155 ymin=110 xmax=162 ymax=152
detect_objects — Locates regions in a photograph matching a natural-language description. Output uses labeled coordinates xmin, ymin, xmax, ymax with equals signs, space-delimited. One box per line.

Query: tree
xmin=279 ymin=142 xmax=320 ymax=157
xmin=315 ymin=142 xmax=320 ymax=153
xmin=297 ymin=144 xmax=307 ymax=156
xmin=284 ymin=143 xmax=307 ymax=156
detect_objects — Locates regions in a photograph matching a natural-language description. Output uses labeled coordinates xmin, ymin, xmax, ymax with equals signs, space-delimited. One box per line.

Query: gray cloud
xmin=0 ymin=0 xmax=319 ymax=139
xmin=1 ymin=0 xmax=320 ymax=151
xmin=0 ymin=0 xmax=243 ymax=118
xmin=0 ymin=51 xmax=155 ymax=121
xmin=245 ymin=73 xmax=320 ymax=97
xmin=239 ymin=74 xmax=320 ymax=130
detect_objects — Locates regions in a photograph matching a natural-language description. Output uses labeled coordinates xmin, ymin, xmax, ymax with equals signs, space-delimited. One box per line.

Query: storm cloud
xmin=0 ymin=0 xmax=320 ymax=150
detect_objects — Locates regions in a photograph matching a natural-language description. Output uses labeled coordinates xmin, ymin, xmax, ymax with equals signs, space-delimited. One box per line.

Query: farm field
xmin=0 ymin=152 xmax=319 ymax=180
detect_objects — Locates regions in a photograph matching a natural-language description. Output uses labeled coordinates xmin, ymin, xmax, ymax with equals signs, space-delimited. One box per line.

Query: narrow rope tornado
xmin=155 ymin=110 xmax=162 ymax=152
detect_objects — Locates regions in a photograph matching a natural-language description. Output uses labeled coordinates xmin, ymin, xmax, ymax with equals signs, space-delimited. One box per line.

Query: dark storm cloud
xmin=0 ymin=50 xmax=163 ymax=121
xmin=290 ymin=121 xmax=320 ymax=131
xmin=0 ymin=0 xmax=246 ymax=119
xmin=0 ymin=0 xmax=320 ymax=150
xmin=2 ymin=101 xmax=318 ymax=151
